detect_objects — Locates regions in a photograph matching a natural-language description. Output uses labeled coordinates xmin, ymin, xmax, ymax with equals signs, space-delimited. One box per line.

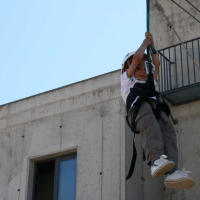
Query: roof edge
xmin=0 ymin=69 xmax=120 ymax=107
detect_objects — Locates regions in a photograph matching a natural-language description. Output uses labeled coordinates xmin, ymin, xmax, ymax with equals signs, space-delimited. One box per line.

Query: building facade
xmin=0 ymin=0 xmax=200 ymax=199
xmin=0 ymin=71 xmax=126 ymax=200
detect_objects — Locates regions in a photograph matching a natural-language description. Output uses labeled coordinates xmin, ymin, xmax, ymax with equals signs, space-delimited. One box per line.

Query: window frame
xmin=32 ymin=153 xmax=77 ymax=200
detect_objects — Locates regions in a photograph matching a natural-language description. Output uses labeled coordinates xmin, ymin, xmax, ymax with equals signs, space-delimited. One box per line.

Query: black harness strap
xmin=126 ymin=134 xmax=137 ymax=180
xmin=126 ymin=97 xmax=171 ymax=180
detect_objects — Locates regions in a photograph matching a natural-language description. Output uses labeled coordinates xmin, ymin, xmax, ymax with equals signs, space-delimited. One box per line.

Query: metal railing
xmin=158 ymin=37 xmax=200 ymax=93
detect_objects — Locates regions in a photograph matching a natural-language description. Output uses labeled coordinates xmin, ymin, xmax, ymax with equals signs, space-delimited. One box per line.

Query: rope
xmin=154 ymin=0 xmax=200 ymax=69
xmin=146 ymin=0 xmax=150 ymax=32
xmin=146 ymin=0 xmax=157 ymax=64
xmin=172 ymin=0 xmax=200 ymax=24
xmin=186 ymin=0 xmax=200 ymax=13
xmin=146 ymin=0 xmax=151 ymax=63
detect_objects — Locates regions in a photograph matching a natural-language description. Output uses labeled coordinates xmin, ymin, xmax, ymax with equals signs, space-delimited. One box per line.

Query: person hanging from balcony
xmin=120 ymin=31 xmax=195 ymax=189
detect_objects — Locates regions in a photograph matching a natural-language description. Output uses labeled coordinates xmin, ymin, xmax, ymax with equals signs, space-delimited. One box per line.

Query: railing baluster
xmin=166 ymin=58 xmax=168 ymax=90
xmin=158 ymin=54 xmax=160 ymax=91
xmin=186 ymin=42 xmax=190 ymax=85
xmin=192 ymin=41 xmax=196 ymax=83
xmin=174 ymin=46 xmax=178 ymax=88
xmin=169 ymin=48 xmax=172 ymax=90
xmin=180 ymin=44 xmax=184 ymax=86
xmin=164 ymin=50 xmax=167 ymax=91
xmin=161 ymin=51 xmax=164 ymax=92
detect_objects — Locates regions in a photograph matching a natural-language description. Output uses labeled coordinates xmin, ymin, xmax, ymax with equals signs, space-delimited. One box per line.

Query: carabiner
xmin=144 ymin=61 xmax=155 ymax=74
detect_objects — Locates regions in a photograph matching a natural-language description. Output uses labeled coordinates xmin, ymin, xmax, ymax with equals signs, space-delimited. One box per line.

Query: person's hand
xmin=143 ymin=37 xmax=152 ymax=47
xmin=145 ymin=32 xmax=155 ymax=47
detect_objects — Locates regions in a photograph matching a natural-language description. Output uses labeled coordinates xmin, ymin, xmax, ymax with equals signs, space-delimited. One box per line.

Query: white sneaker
xmin=151 ymin=155 xmax=175 ymax=178
xmin=164 ymin=168 xmax=195 ymax=189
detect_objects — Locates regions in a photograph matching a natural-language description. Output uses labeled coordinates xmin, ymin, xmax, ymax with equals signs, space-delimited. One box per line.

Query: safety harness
xmin=125 ymin=72 xmax=170 ymax=180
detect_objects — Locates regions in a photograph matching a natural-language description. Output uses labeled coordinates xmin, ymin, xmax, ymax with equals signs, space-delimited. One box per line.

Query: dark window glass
xmin=33 ymin=155 xmax=76 ymax=200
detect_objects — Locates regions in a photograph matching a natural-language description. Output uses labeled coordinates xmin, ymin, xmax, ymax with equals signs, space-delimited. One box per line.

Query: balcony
xmin=158 ymin=37 xmax=200 ymax=106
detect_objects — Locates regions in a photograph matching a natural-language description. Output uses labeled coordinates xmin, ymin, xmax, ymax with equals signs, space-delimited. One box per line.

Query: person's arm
xmin=145 ymin=32 xmax=160 ymax=80
xmin=126 ymin=37 xmax=151 ymax=78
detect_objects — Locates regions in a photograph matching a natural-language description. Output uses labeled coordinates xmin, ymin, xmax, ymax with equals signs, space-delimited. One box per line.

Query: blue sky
xmin=0 ymin=0 xmax=146 ymax=105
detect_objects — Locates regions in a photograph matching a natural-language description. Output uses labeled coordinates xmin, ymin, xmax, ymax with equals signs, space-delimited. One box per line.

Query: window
xmin=33 ymin=154 xmax=77 ymax=200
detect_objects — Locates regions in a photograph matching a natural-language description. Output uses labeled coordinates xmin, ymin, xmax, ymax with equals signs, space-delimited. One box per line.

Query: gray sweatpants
xmin=128 ymin=101 xmax=178 ymax=166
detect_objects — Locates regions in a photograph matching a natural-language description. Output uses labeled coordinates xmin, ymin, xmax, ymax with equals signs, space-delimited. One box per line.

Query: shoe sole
xmin=164 ymin=177 xmax=195 ymax=189
xmin=152 ymin=161 xmax=175 ymax=178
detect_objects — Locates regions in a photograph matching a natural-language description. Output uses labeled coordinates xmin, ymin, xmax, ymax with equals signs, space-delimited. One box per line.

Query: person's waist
xmin=137 ymin=96 xmax=157 ymax=104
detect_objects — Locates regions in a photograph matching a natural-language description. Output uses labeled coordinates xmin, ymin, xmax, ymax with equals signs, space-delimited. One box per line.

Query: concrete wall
xmin=0 ymin=1 xmax=200 ymax=200
xmin=127 ymin=1 xmax=200 ymax=199
xmin=0 ymin=72 xmax=200 ymax=200
xmin=150 ymin=0 xmax=200 ymax=49
xmin=125 ymin=99 xmax=200 ymax=200
xmin=151 ymin=0 xmax=200 ymax=92
xmin=0 ymin=71 xmax=126 ymax=200
xmin=147 ymin=0 xmax=200 ymax=199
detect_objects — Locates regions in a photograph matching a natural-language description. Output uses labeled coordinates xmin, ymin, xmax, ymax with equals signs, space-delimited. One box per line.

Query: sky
xmin=0 ymin=0 xmax=146 ymax=105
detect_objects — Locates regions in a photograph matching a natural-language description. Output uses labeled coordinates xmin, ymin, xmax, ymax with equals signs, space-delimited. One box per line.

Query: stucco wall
xmin=0 ymin=70 xmax=126 ymax=200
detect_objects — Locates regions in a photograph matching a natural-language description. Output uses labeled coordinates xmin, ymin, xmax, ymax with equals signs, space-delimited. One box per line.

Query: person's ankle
xmin=169 ymin=167 xmax=178 ymax=175
xmin=151 ymin=157 xmax=159 ymax=165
